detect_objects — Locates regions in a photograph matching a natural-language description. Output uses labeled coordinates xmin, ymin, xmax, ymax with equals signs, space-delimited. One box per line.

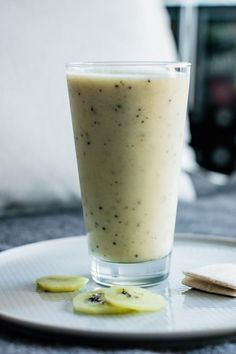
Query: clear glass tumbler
xmin=66 ymin=62 xmax=190 ymax=286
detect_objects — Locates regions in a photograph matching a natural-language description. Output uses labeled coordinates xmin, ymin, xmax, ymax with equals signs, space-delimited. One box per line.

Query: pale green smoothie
xmin=67 ymin=71 xmax=189 ymax=263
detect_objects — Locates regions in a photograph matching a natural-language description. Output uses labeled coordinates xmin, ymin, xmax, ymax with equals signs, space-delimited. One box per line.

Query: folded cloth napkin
xmin=182 ymin=264 xmax=236 ymax=297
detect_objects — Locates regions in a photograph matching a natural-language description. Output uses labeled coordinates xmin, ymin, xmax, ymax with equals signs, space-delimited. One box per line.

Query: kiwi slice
xmin=36 ymin=275 xmax=89 ymax=292
xmin=105 ymin=285 xmax=165 ymax=312
xmin=73 ymin=289 xmax=131 ymax=315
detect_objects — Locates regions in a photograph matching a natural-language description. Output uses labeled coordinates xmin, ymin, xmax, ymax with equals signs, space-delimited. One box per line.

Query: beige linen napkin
xmin=182 ymin=264 xmax=236 ymax=297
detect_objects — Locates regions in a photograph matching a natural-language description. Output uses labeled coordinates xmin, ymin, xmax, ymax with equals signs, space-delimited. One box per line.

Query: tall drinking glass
xmin=66 ymin=62 xmax=190 ymax=286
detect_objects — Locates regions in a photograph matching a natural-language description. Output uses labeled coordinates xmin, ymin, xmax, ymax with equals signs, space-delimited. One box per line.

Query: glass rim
xmin=65 ymin=61 xmax=191 ymax=69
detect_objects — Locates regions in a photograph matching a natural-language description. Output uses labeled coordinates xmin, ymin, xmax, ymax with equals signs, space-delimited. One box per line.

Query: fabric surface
xmin=0 ymin=172 xmax=236 ymax=353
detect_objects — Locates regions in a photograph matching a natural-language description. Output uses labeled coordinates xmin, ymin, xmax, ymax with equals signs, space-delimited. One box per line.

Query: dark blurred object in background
xmin=166 ymin=1 xmax=236 ymax=175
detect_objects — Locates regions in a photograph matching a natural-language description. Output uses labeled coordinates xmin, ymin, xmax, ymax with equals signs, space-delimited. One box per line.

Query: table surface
xmin=1 ymin=173 xmax=236 ymax=354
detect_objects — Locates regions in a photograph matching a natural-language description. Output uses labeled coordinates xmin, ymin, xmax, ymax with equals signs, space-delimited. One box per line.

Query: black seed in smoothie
xmin=141 ymin=120 xmax=144 ymax=123
xmin=115 ymin=233 xmax=118 ymax=237
xmin=118 ymin=123 xmax=122 ymax=127
xmin=117 ymin=104 xmax=122 ymax=108
xmin=114 ymin=214 xmax=118 ymax=218
xmin=136 ymin=114 xmax=139 ymax=118
xmin=81 ymin=134 xmax=84 ymax=137
xmin=114 ymin=108 xmax=118 ymax=112
xmin=114 ymin=181 xmax=118 ymax=184
xmin=96 ymin=245 xmax=99 ymax=249
xmin=93 ymin=121 xmax=97 ymax=124
xmin=169 ymin=99 xmax=172 ymax=103
xmin=78 ymin=92 xmax=81 ymax=96
xmin=90 ymin=106 xmax=94 ymax=111
xmin=137 ymin=200 xmax=141 ymax=205
xmin=114 ymin=84 xmax=119 ymax=88
xmin=113 ymin=242 xmax=117 ymax=245
xmin=118 ymin=221 xmax=122 ymax=224
xmin=99 ymin=88 xmax=102 ymax=92
xmin=95 ymin=221 xmax=100 ymax=227
xmin=87 ymin=141 xmax=91 ymax=145
xmin=135 ymin=254 xmax=139 ymax=258
xmin=138 ymin=108 xmax=142 ymax=111
xmin=90 ymin=211 xmax=94 ymax=215
xmin=102 ymin=227 xmax=106 ymax=231
xmin=147 ymin=79 xmax=151 ymax=83
xmin=98 ymin=206 xmax=103 ymax=210
xmin=137 ymin=223 xmax=140 ymax=227
xmin=128 ymin=86 xmax=132 ymax=90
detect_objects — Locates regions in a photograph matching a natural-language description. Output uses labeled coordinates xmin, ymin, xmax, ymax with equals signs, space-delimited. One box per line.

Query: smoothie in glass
xmin=66 ymin=62 xmax=190 ymax=286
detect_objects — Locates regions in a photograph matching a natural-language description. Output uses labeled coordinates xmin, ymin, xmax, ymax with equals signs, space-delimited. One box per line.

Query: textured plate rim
xmin=0 ymin=233 xmax=236 ymax=343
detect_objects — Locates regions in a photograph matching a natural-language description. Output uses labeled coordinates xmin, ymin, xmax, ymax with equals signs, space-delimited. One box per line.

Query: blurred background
xmin=1 ymin=0 xmax=236 ymax=222
xmin=166 ymin=0 xmax=236 ymax=176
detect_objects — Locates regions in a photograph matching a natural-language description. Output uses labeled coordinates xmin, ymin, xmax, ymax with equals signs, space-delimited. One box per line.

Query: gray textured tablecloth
xmin=0 ymin=172 xmax=236 ymax=354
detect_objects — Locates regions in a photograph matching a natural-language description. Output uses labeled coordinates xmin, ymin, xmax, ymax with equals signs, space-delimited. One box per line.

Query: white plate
xmin=0 ymin=234 xmax=236 ymax=345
